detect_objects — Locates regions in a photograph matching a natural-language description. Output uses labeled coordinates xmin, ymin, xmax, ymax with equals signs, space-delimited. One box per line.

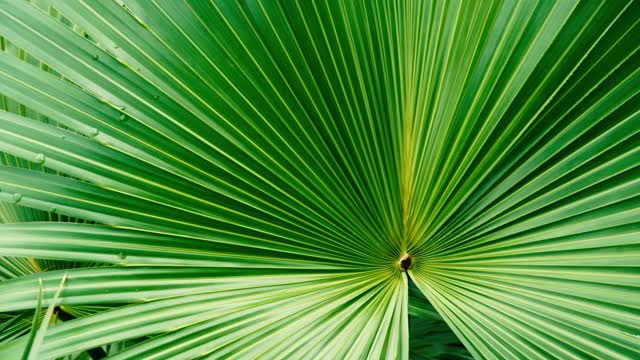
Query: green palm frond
xmin=0 ymin=0 xmax=638 ymax=359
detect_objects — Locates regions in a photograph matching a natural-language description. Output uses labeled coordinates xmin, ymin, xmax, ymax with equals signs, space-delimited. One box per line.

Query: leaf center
xmin=399 ymin=253 xmax=412 ymax=271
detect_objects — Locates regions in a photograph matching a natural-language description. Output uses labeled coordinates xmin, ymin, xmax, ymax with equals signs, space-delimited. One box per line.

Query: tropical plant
xmin=0 ymin=0 xmax=638 ymax=359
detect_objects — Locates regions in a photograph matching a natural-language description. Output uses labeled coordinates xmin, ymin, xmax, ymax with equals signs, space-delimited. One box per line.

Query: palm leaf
xmin=0 ymin=0 xmax=638 ymax=359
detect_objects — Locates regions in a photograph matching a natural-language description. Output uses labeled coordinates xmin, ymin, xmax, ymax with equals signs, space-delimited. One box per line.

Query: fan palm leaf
xmin=0 ymin=0 xmax=638 ymax=359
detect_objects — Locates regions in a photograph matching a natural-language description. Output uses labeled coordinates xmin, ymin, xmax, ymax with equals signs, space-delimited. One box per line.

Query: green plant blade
xmin=20 ymin=278 xmax=41 ymax=360
xmin=3 ymin=269 xmax=407 ymax=360
xmin=0 ymin=222 xmax=354 ymax=270
xmin=403 ymin=0 xmax=640 ymax=358
xmin=25 ymin=273 xmax=66 ymax=360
